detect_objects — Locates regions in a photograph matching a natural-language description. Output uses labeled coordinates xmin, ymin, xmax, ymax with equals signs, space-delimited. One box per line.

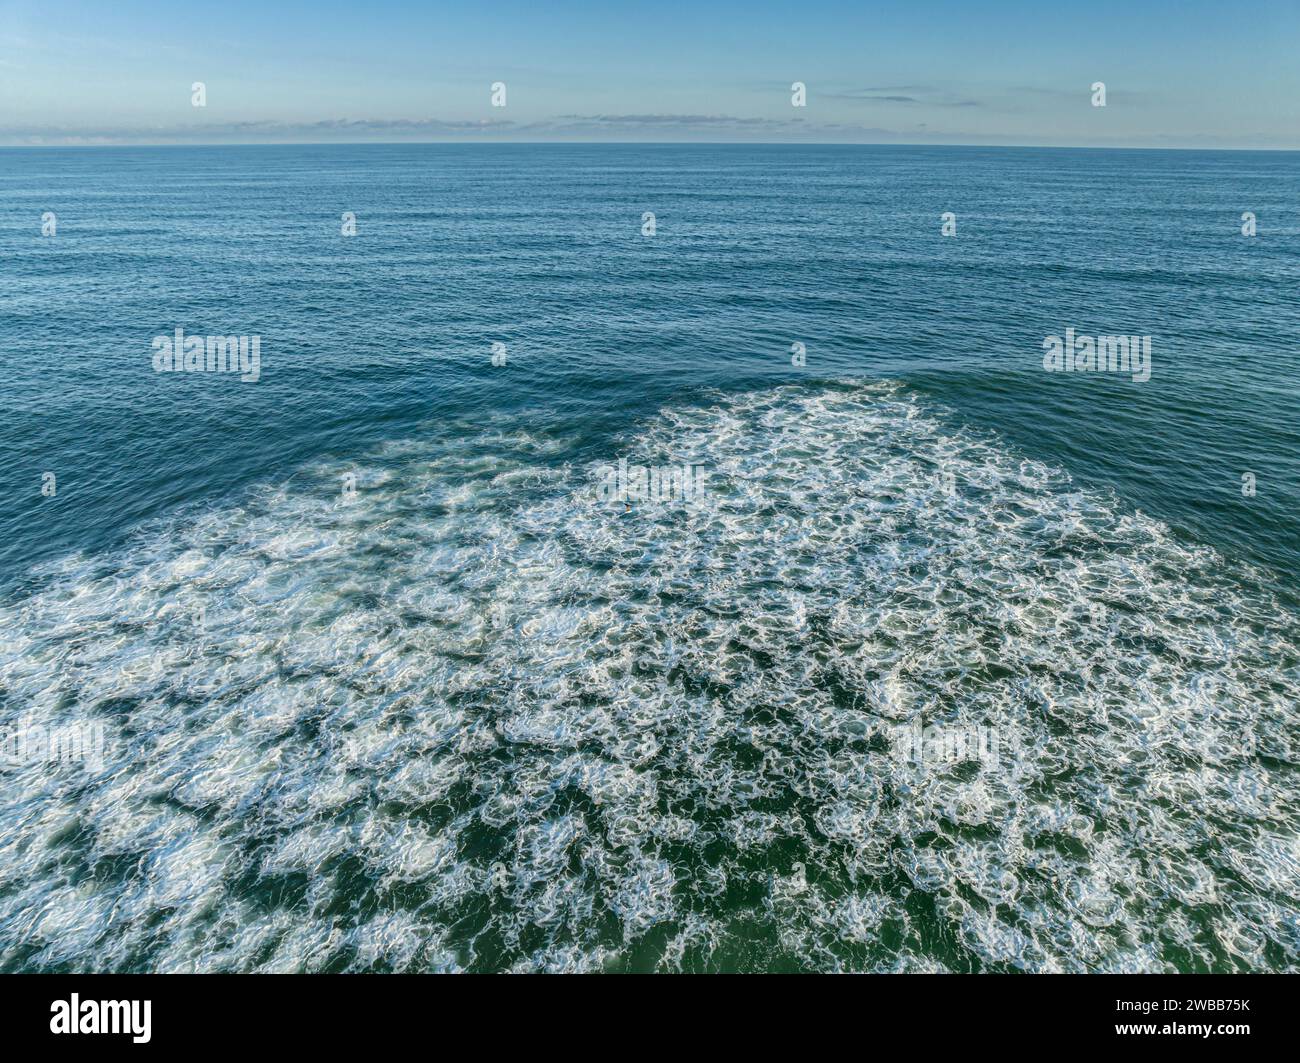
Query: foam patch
xmin=1 ymin=382 xmax=1297 ymax=972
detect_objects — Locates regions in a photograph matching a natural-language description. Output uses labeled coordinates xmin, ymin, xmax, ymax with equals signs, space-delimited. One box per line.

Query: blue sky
xmin=2 ymin=0 xmax=1298 ymax=147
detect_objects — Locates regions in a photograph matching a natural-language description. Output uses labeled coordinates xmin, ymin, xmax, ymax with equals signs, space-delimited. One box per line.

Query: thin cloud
xmin=830 ymin=95 xmax=922 ymax=103
xmin=1 ymin=111 xmax=1292 ymax=149
xmin=821 ymin=89 xmax=983 ymax=107
xmin=552 ymin=113 xmax=784 ymax=127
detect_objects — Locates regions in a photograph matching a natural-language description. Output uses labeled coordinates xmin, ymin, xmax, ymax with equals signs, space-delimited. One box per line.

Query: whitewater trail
xmin=1 ymin=381 xmax=1297 ymax=972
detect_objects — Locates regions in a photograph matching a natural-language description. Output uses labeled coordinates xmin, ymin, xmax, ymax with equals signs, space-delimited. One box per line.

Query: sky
xmin=1 ymin=0 xmax=1298 ymax=148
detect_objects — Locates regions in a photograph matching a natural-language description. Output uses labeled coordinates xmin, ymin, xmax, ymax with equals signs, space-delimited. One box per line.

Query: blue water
xmin=4 ymin=144 xmax=1299 ymax=590
xmin=1 ymin=145 xmax=1299 ymax=972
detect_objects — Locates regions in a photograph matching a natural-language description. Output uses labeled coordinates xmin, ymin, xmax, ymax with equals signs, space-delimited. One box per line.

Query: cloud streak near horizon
xmin=0 ymin=0 xmax=1297 ymax=148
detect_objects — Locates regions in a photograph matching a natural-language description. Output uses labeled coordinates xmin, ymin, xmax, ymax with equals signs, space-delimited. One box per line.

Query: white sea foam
xmin=1 ymin=381 xmax=1298 ymax=972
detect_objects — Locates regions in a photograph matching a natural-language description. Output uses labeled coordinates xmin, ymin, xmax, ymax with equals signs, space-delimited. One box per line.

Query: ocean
xmin=0 ymin=143 xmax=1298 ymax=972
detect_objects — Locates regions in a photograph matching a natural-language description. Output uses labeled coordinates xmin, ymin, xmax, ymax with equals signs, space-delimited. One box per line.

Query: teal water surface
xmin=1 ymin=145 xmax=1298 ymax=972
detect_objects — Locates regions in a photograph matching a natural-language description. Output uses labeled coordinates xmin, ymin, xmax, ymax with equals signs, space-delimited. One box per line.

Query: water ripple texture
xmin=2 ymin=381 xmax=1297 ymax=972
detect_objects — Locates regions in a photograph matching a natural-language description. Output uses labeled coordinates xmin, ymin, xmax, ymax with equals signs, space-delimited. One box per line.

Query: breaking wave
xmin=2 ymin=381 xmax=1298 ymax=972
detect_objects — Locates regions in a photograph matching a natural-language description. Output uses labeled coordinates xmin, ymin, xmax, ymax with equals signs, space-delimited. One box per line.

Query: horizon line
xmin=3 ymin=140 xmax=1299 ymax=153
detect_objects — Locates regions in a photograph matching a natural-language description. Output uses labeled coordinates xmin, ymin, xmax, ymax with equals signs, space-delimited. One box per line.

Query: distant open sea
xmin=1 ymin=144 xmax=1298 ymax=972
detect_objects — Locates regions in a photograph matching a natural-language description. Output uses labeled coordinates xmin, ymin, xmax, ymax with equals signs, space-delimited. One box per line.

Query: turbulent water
xmin=2 ymin=382 xmax=1298 ymax=972
xmin=2 ymin=144 xmax=1299 ymax=971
